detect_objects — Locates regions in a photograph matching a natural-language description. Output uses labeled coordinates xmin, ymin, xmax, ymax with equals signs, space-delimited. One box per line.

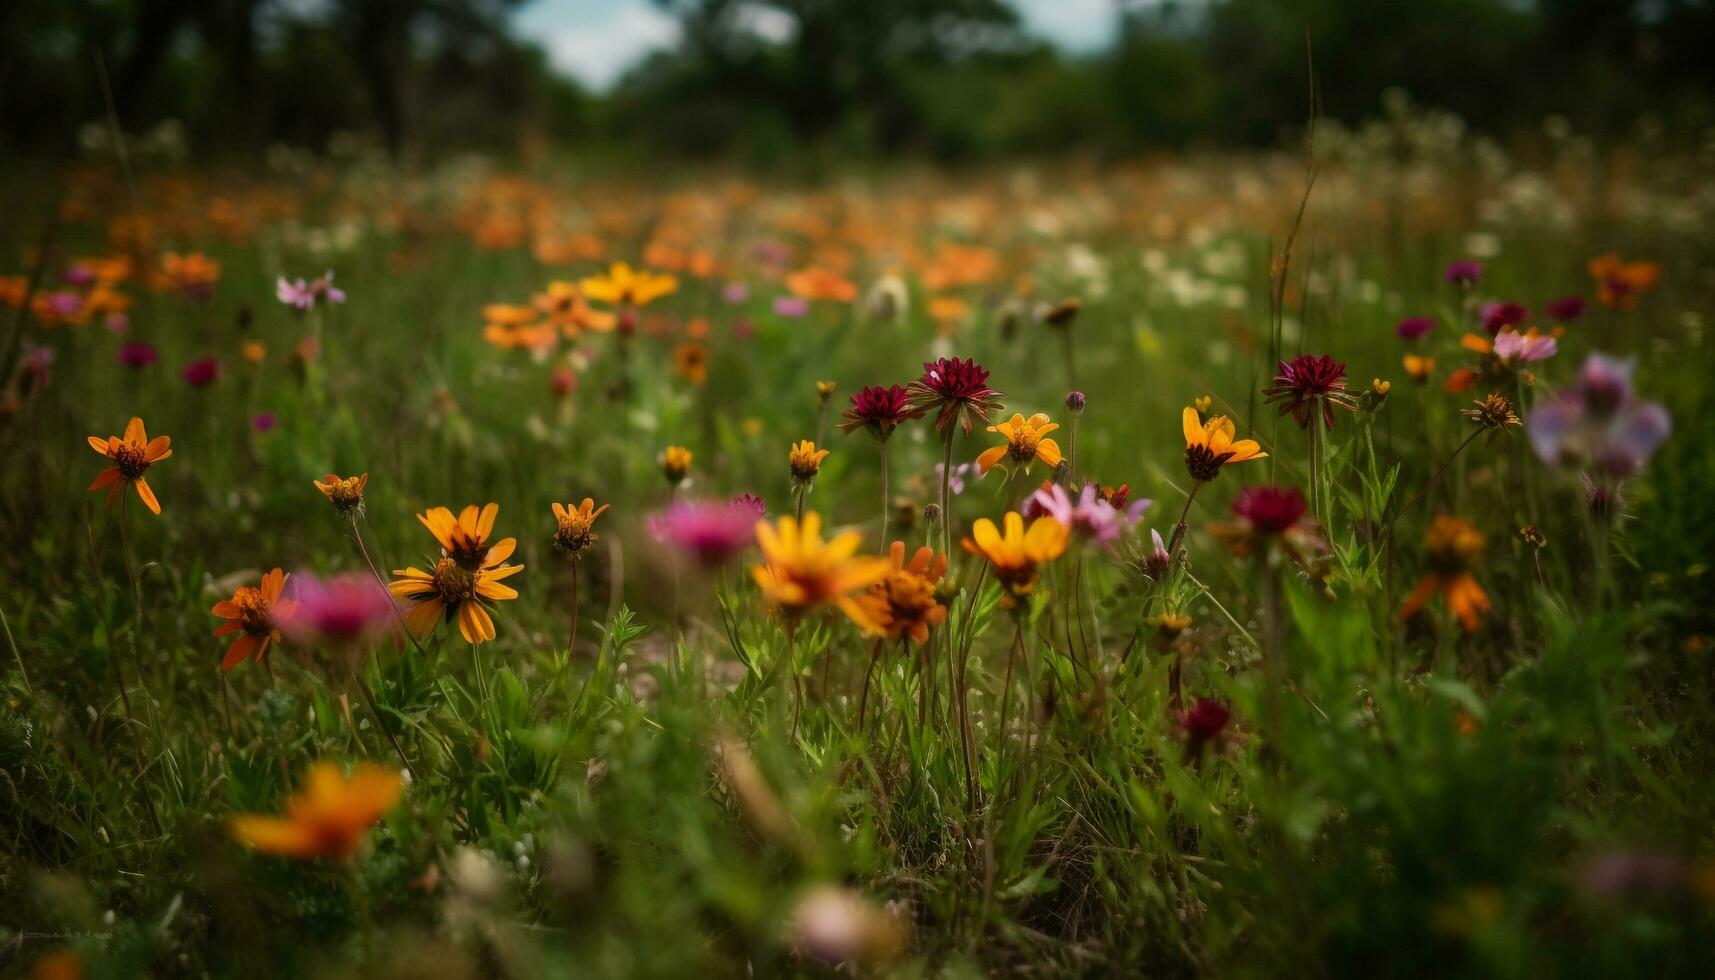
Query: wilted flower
xmin=1462 ymin=393 xmax=1522 ymax=433
xmin=551 ymin=499 xmax=609 ymax=557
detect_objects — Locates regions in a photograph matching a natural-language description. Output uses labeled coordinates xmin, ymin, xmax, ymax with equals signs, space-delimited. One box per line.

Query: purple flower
xmin=277 ymin=572 xmax=397 ymax=648
xmin=277 ymin=271 xmax=347 ymax=311
xmin=1481 ymin=301 xmax=1530 ymax=336
xmin=105 ymin=312 xmax=129 ymax=334
xmin=1026 ymin=484 xmax=1149 ymax=547
xmin=1395 ymin=316 xmax=1435 ymax=340
xmin=118 ymin=343 xmax=159 ymax=369
xmin=722 ymin=281 xmax=750 ymax=304
xmin=1492 ymin=329 xmax=1556 ymax=364
xmin=181 ymin=357 xmax=220 ymax=387
xmin=41 ymin=291 xmax=82 ymax=319
xmin=1528 ymin=353 xmax=1670 ymax=480
xmin=773 ymin=295 xmax=810 ymax=318
xmin=1545 ymin=295 xmax=1587 ymax=322
xmin=934 ymin=462 xmax=975 ymax=496
xmin=252 ymin=411 xmax=278 ymax=432
xmin=1444 ymin=259 xmax=1482 ymax=287
xmin=649 ymin=499 xmax=758 ymax=567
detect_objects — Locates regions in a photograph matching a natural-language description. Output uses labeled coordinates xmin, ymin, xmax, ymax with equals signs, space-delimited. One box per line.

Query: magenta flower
xmin=1262 ymin=354 xmax=1358 ymax=430
xmin=181 ymin=357 xmax=220 ymax=387
xmin=1175 ymin=698 xmax=1235 ymax=762
xmin=1481 ymin=301 xmax=1530 ymax=336
xmin=62 ymin=263 xmax=96 ymax=288
xmin=839 ymin=384 xmax=923 ymax=439
xmin=909 ymin=357 xmax=1004 ymax=433
xmin=649 ymin=499 xmax=758 ymax=568
xmin=1230 ymin=485 xmax=1307 ymax=534
xmin=1492 ymin=329 xmax=1557 ymax=364
xmin=933 ymin=462 xmax=975 ymax=495
xmin=722 ymin=281 xmax=750 ymax=304
xmin=252 ymin=411 xmax=278 ymax=432
xmin=1545 ymin=295 xmax=1587 ymax=322
xmin=1396 ymin=316 xmax=1435 ymax=340
xmin=730 ymin=493 xmax=767 ymax=517
xmin=118 ymin=343 xmax=159 ymax=369
xmin=1444 ymin=259 xmax=1482 ymax=287
xmin=773 ymin=296 xmax=810 ymax=318
xmin=277 ymin=572 xmax=397 ymax=648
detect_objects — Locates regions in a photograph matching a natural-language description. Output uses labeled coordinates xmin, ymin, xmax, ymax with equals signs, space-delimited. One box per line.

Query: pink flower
xmin=277 ymin=572 xmax=397 ymax=648
xmin=1492 ymin=328 xmax=1556 ymax=364
xmin=182 ymin=357 xmax=220 ymax=387
xmin=773 ymin=296 xmax=810 ymax=318
xmin=649 ymin=500 xmax=758 ymax=568
xmin=252 ymin=411 xmax=278 ymax=432
xmin=277 ymin=271 xmax=347 ymax=311
xmin=1026 ymin=484 xmax=1149 ymax=547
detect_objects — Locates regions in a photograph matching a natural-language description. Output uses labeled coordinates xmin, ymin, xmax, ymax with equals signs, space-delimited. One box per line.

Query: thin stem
xmin=878 ymin=437 xmax=891 ymax=545
xmin=568 ymin=559 xmax=580 ymax=653
xmin=856 ymin=637 xmax=885 ymax=731
xmin=939 ymin=425 xmax=956 ymax=566
xmin=1168 ymin=481 xmax=1203 ymax=555
xmin=1390 ymin=427 xmax=1483 ymax=531
xmin=354 ymin=668 xmax=418 ymax=782
xmin=351 ymin=517 xmax=432 ymax=660
xmin=1 ymin=601 xmax=29 ymax=695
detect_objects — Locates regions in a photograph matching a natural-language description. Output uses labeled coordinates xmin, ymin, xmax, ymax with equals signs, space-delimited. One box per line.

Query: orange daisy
xmin=229 ymin=761 xmax=402 ymax=861
xmin=212 ymin=568 xmax=290 ymax=671
xmin=86 ymin=416 xmax=172 ymax=514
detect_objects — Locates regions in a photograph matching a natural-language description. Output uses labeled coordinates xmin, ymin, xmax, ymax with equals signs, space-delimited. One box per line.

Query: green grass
xmin=2 ymin=131 xmax=1713 ymax=978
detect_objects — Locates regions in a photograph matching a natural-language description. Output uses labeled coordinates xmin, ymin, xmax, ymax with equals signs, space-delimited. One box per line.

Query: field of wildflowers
xmin=3 ymin=107 xmax=1714 ymax=978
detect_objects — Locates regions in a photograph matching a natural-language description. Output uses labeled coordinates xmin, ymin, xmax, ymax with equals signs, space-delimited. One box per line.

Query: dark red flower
xmin=839 ymin=384 xmax=923 ymax=438
xmin=1176 ymin=698 xmax=1233 ymax=761
xmin=181 ymin=357 xmax=220 ymax=387
xmin=1231 ymin=485 xmax=1307 ymax=534
xmin=1482 ymin=301 xmax=1530 ymax=336
xmin=1395 ymin=316 xmax=1435 ymax=340
xmin=1444 ymin=260 xmax=1482 ymax=287
xmin=1545 ymin=295 xmax=1587 ymax=322
xmin=909 ymin=357 xmax=1004 ymax=434
xmin=118 ymin=343 xmax=158 ymax=369
xmin=1262 ymin=354 xmax=1357 ymax=430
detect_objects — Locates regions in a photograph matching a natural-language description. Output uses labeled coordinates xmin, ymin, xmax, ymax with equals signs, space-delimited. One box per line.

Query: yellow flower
xmin=551 ymin=498 xmax=609 ymax=557
xmin=789 ymin=439 xmax=830 ymax=486
xmin=752 ymin=513 xmax=890 ymax=630
xmin=241 ymin=340 xmax=267 ymax=364
xmin=533 ymin=280 xmax=616 ymax=335
xmin=580 ymin=262 xmax=678 ymax=307
xmin=313 ymin=472 xmax=368 ymax=515
xmin=662 ymin=445 xmax=693 ymax=486
xmin=86 ymin=416 xmax=172 ymax=515
xmin=673 ymin=341 xmax=709 ymax=384
xmin=229 ymin=761 xmax=401 ymax=861
xmin=856 ymin=542 xmax=948 ymax=644
xmin=212 ymin=568 xmax=290 ymax=672
xmin=1404 ymin=354 xmax=1435 ymax=382
xmin=975 ymin=413 xmax=1062 ymax=476
xmin=961 ymin=512 xmax=1069 ymax=600
xmin=1181 ymin=406 xmax=1266 ymax=483
xmin=389 ymin=503 xmax=523 ymax=644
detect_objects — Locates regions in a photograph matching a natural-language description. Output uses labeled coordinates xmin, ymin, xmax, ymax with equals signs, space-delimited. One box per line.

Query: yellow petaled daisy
xmin=580 ymin=262 xmax=679 ymax=308
xmin=856 ymin=542 xmax=948 ymax=644
xmin=975 ymin=412 xmax=1062 ymax=476
xmin=961 ymin=512 xmax=1070 ymax=601
xmin=1181 ymin=407 xmax=1266 ymax=483
xmin=551 ymin=498 xmax=609 ymax=557
xmin=229 ymin=761 xmax=402 ymax=861
xmin=662 ymin=445 xmax=693 ymax=486
xmin=788 ymin=439 xmax=829 ymax=486
xmin=751 ymin=513 xmax=890 ymax=630
xmin=313 ymin=473 xmax=368 ymax=516
xmin=390 ymin=503 xmax=523 ymax=644
xmin=87 ymin=416 xmax=172 ymax=515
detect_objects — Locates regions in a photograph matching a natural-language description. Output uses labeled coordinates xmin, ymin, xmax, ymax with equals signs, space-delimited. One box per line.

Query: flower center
xmin=232 ymin=586 xmax=274 ymax=635
xmin=113 ymin=444 xmax=150 ymax=479
xmin=431 ymin=557 xmax=476 ymax=603
xmin=1183 ymin=445 xmax=1232 ymax=483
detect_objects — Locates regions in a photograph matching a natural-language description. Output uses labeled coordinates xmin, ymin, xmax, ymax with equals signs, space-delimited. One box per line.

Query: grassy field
xmin=3 ymin=111 xmax=1714 ymax=977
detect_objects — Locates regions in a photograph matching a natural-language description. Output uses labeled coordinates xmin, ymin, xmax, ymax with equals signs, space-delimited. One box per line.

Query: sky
xmin=511 ymin=0 xmax=1121 ymax=91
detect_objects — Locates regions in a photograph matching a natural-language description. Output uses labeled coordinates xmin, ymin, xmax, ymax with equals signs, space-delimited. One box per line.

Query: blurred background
xmin=3 ymin=0 xmax=1715 ymax=167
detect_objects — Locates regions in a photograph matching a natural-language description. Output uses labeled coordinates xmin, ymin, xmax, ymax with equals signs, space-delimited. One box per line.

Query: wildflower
xmin=551 ymin=498 xmax=609 ymax=557
xmin=241 ymin=340 xmax=267 ymax=364
xmin=861 ymin=275 xmax=909 ymax=323
xmin=211 ymin=568 xmax=291 ymax=671
xmin=181 ymin=357 xmax=220 ymax=387
xmin=579 ymin=262 xmax=678 ymax=308
xmin=1065 ymin=390 xmax=1086 ymax=414
xmin=550 ymin=364 xmax=577 ymax=399
xmin=533 ymin=280 xmax=614 ymax=334
xmin=1545 ymin=295 xmax=1587 ymax=322
xmin=1443 ymin=367 xmax=1479 ymax=393
xmin=252 ymin=412 xmax=277 ymax=432
xmin=673 ymin=342 xmax=710 ymax=384
xmin=1396 ymin=316 xmax=1435 ymax=340
xmin=858 ymin=542 xmax=948 ymax=644
xmin=1026 ymin=483 xmax=1148 ymax=547
xmin=1215 ymin=485 xmax=1326 ymax=566
xmin=276 ymin=271 xmax=346 ymax=311
xmin=961 ymin=512 xmax=1070 ymax=601
xmin=786 ymin=267 xmax=858 ymax=303
xmin=975 ymin=412 xmax=1063 ymax=477
xmin=1181 ymin=407 xmax=1266 ymax=483
xmin=1587 ymin=254 xmax=1660 ymax=310
xmin=86 ymin=416 xmax=171 ymax=514
xmin=661 ymin=445 xmax=693 ymax=487
xmin=732 ymin=493 xmax=767 ymax=516
xmin=160 ymin=251 xmax=221 ymax=300
xmin=1444 ymin=259 xmax=1482 ymax=287
xmin=1528 ymin=353 xmax=1670 ymax=479
xmin=1481 ymin=301 xmax=1529 ymax=335
xmin=840 ymin=385 xmax=922 ymax=440
xmin=313 ymin=473 xmax=369 ymax=517
xmin=816 ymin=380 xmax=837 ymax=402
xmin=1193 ymin=395 xmax=1213 ymax=415
xmin=1400 ymin=516 xmax=1491 ymax=631
xmin=788 ymin=884 xmax=908 ymax=968
xmin=1141 ymin=528 xmax=1173 ymax=580
xmin=909 ymin=357 xmax=1004 ymax=434
xmin=1263 ymin=354 xmax=1358 ymax=430
xmin=1153 ymin=611 xmax=1192 ymax=642
xmin=723 ymin=281 xmax=750 ymax=304
xmin=1462 ymin=393 xmax=1522 ymax=433
xmin=390 ymin=504 xmax=523 ymax=643
xmin=788 ymin=440 xmax=829 ymax=488
xmin=935 ymin=461 xmax=976 ymax=495
xmin=117 ymin=342 xmax=158 ymax=369
xmin=651 ymin=499 xmax=757 ymax=567
xmin=1042 ymin=297 xmax=1082 ymax=328
xmin=1492 ymin=328 xmax=1557 ymax=365
xmin=774 ymin=296 xmax=810 ymax=318
xmin=1175 ymin=698 xmax=1235 ymax=762
xmin=276 ymin=572 xmax=396 ymax=648
xmin=1370 ymin=379 xmax=1391 ymax=398
xmin=229 ymin=761 xmax=402 ymax=860
xmin=751 ymin=513 xmax=890 ymax=630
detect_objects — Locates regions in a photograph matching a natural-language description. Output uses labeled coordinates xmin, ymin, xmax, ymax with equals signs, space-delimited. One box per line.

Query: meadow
xmin=3 ymin=106 xmax=1714 ymax=977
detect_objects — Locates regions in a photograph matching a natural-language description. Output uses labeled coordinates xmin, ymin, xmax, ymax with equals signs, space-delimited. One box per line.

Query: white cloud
xmin=1010 ymin=0 xmax=1118 ymax=52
